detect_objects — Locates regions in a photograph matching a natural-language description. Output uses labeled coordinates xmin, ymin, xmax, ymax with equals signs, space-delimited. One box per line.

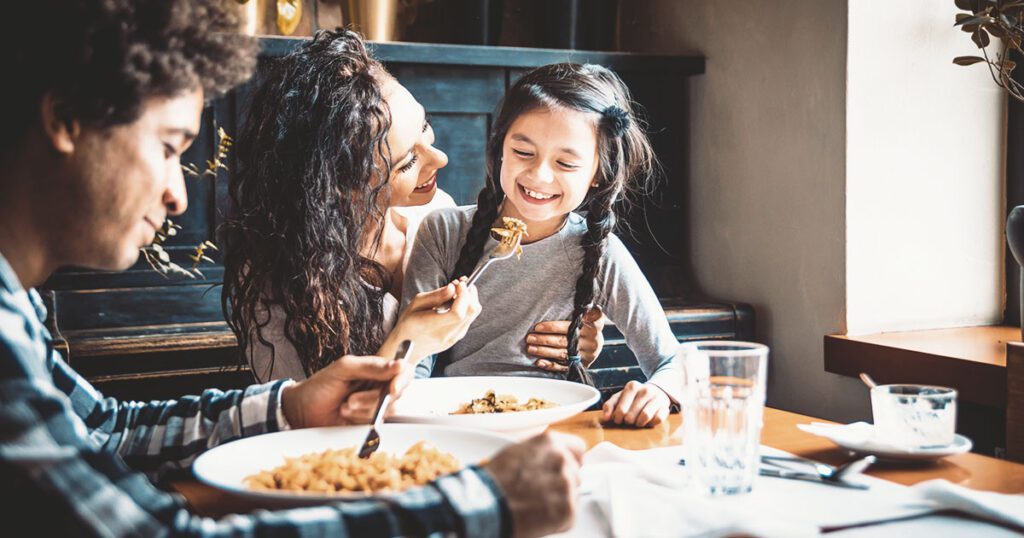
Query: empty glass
xmin=680 ymin=341 xmax=769 ymax=495
xmin=870 ymin=385 xmax=957 ymax=447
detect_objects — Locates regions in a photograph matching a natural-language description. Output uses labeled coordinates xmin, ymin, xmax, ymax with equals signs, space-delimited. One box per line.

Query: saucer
xmin=797 ymin=422 xmax=973 ymax=462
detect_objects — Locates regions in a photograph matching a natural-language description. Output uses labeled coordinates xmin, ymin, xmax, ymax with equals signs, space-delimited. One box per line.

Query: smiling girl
xmin=402 ymin=63 xmax=682 ymax=428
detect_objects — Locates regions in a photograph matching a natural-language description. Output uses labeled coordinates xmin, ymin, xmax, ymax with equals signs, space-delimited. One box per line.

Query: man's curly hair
xmin=2 ymin=0 xmax=257 ymax=152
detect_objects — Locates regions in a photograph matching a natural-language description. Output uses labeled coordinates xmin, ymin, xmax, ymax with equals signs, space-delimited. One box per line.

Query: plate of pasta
xmin=192 ymin=424 xmax=512 ymax=506
xmin=388 ymin=376 xmax=601 ymax=437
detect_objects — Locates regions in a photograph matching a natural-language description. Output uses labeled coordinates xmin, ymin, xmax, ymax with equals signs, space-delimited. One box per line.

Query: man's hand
xmin=280 ymin=355 xmax=406 ymax=429
xmin=483 ymin=432 xmax=585 ymax=538
xmin=530 ymin=307 xmax=605 ymax=373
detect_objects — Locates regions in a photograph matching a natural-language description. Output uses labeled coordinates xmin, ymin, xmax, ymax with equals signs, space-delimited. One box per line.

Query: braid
xmin=566 ymin=188 xmax=618 ymax=386
xmin=450 ymin=184 xmax=502 ymax=280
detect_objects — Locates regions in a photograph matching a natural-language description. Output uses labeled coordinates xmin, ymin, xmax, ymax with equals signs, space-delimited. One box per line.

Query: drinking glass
xmin=870 ymin=385 xmax=957 ymax=447
xmin=680 ymin=341 xmax=769 ymax=495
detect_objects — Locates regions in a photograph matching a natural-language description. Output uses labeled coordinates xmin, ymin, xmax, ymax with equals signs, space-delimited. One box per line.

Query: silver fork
xmin=357 ymin=340 xmax=414 ymax=459
xmin=761 ymin=454 xmax=876 ymax=484
xmin=435 ymin=232 xmax=524 ymax=314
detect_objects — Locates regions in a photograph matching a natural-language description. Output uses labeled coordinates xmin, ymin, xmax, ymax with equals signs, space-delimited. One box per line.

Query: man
xmin=0 ymin=1 xmax=583 ymax=536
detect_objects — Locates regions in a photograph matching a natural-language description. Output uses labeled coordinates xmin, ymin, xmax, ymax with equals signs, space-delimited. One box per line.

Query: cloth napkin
xmin=549 ymin=442 xmax=935 ymax=538
xmin=910 ymin=479 xmax=1024 ymax=531
xmin=796 ymin=422 xmax=912 ymax=453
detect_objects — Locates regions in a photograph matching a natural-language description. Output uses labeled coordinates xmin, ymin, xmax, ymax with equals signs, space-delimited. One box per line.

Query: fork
xmin=357 ymin=340 xmax=414 ymax=459
xmin=760 ymin=454 xmax=876 ymax=485
xmin=434 ymin=231 xmax=524 ymax=314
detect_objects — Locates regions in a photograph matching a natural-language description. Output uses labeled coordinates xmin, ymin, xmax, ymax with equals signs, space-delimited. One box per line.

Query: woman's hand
xmin=602 ymin=381 xmax=671 ymax=428
xmin=280 ymin=355 xmax=407 ymax=429
xmin=531 ymin=307 xmax=605 ymax=373
xmin=381 ymin=280 xmax=481 ymax=364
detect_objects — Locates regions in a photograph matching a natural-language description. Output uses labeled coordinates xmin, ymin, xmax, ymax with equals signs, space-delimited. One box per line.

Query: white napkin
xmin=910 ymin=479 xmax=1024 ymax=531
xmin=549 ymin=442 xmax=936 ymax=538
xmin=797 ymin=422 xmax=911 ymax=453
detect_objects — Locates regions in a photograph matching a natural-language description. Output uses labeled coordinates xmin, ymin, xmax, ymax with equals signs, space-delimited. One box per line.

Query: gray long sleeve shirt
xmin=401 ymin=206 xmax=682 ymax=403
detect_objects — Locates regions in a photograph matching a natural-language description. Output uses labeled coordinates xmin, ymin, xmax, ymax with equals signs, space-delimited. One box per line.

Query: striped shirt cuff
xmin=435 ymin=465 xmax=510 ymax=538
xmin=273 ymin=379 xmax=296 ymax=432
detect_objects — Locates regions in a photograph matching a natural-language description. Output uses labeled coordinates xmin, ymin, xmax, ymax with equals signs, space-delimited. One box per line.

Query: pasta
xmin=245 ymin=441 xmax=461 ymax=495
xmin=490 ymin=217 xmax=528 ymax=258
xmin=452 ymin=390 xmax=558 ymax=414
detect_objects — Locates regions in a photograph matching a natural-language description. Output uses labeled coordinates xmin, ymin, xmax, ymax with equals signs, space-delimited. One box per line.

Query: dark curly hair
xmin=222 ymin=30 xmax=395 ymax=378
xmin=449 ymin=63 xmax=656 ymax=386
xmin=1 ymin=0 xmax=256 ymax=153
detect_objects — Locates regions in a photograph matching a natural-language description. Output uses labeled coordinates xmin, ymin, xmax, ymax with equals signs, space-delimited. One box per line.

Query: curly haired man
xmin=0 ymin=1 xmax=582 ymax=536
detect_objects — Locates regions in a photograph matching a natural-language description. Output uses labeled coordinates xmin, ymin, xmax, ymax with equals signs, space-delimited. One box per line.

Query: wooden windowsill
xmin=824 ymin=326 xmax=1020 ymax=408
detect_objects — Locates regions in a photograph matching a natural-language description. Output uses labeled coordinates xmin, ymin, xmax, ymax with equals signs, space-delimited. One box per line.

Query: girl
xmin=221 ymin=31 xmax=604 ymax=421
xmin=402 ymin=63 xmax=682 ymax=428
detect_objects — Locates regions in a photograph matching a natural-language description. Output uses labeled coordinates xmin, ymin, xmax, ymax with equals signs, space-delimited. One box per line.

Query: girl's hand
xmin=531 ymin=307 xmax=606 ymax=372
xmin=602 ymin=381 xmax=671 ymax=428
xmin=382 ymin=280 xmax=481 ymax=363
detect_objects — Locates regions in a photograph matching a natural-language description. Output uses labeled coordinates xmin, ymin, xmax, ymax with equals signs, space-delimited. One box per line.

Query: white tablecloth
xmin=550 ymin=442 xmax=1024 ymax=537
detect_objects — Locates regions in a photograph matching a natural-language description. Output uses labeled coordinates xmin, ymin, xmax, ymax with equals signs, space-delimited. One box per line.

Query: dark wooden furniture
xmin=41 ymin=38 xmax=754 ymax=401
xmin=1007 ymin=342 xmax=1024 ymax=462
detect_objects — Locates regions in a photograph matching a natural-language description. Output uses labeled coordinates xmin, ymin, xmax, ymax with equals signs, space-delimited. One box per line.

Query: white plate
xmin=192 ymin=424 xmax=513 ymax=507
xmin=798 ymin=422 xmax=973 ymax=462
xmin=389 ymin=376 xmax=601 ymax=438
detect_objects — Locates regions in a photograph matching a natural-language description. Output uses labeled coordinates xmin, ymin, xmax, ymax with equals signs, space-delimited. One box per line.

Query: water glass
xmin=870 ymin=385 xmax=957 ymax=447
xmin=680 ymin=341 xmax=768 ymax=496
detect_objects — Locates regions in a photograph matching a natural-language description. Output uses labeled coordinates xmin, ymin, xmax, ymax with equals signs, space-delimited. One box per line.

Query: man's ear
xmin=39 ymin=93 xmax=79 ymax=155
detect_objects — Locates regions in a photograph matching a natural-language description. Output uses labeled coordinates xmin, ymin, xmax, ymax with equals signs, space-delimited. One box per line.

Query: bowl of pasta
xmin=192 ymin=423 xmax=512 ymax=506
xmin=388 ymin=376 xmax=601 ymax=437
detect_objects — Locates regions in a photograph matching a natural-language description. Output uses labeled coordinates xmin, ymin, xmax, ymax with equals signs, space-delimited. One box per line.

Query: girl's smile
xmin=499 ymin=106 xmax=600 ymax=241
xmin=517 ymin=182 xmax=560 ymax=204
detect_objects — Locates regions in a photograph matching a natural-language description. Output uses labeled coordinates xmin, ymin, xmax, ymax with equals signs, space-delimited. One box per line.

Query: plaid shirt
xmin=0 ymin=252 xmax=509 ymax=537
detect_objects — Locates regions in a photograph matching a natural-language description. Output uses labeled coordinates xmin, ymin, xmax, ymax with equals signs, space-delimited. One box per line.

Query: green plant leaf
xmin=953 ymin=55 xmax=987 ymax=65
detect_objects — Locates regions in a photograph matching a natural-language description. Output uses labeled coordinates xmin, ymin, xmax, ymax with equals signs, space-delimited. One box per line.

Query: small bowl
xmin=870 ymin=384 xmax=957 ymax=448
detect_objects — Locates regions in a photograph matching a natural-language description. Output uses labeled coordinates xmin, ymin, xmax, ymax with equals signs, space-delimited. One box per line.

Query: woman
xmin=222 ymin=30 xmax=603 ymax=421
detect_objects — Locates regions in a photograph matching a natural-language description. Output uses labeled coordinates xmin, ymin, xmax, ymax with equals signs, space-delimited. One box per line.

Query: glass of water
xmin=680 ymin=341 xmax=768 ymax=495
xmin=870 ymin=385 xmax=957 ymax=447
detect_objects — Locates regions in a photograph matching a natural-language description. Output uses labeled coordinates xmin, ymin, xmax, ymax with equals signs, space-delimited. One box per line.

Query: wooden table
xmin=174 ymin=408 xmax=1024 ymax=518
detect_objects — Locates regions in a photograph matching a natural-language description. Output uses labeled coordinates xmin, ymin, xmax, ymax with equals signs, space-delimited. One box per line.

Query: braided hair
xmin=449 ymin=63 xmax=656 ymax=385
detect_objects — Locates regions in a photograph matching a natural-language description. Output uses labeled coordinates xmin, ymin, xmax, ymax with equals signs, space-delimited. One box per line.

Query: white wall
xmin=621 ymin=0 xmax=865 ymax=421
xmin=620 ymin=0 xmax=1007 ymax=422
xmin=846 ymin=0 xmax=1005 ymax=335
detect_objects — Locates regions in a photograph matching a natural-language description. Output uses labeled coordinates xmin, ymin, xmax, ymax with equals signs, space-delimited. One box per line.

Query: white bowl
xmin=389 ymin=376 xmax=601 ymax=438
xmin=192 ymin=424 xmax=513 ymax=507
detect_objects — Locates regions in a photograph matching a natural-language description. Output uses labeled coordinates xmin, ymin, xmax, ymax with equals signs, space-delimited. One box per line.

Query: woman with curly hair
xmin=223 ymin=30 xmax=604 ymax=421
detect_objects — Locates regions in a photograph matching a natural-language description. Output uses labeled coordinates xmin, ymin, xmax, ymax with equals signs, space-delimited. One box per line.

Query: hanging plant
xmin=952 ymin=0 xmax=1024 ymax=102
